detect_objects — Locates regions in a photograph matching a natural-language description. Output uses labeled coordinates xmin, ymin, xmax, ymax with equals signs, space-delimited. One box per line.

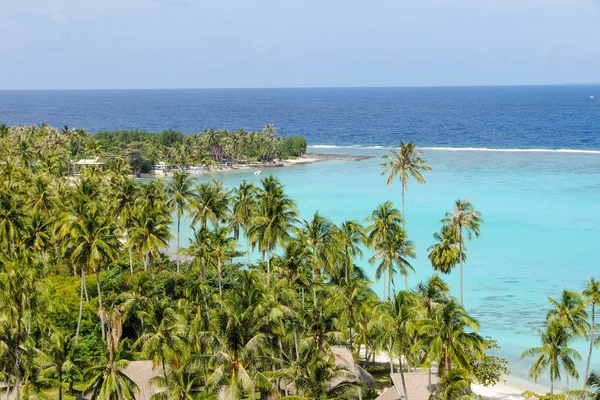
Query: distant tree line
xmin=0 ymin=123 xmax=307 ymax=175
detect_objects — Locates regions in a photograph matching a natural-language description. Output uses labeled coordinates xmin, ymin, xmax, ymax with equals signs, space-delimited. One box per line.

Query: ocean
xmin=1 ymin=86 xmax=599 ymax=389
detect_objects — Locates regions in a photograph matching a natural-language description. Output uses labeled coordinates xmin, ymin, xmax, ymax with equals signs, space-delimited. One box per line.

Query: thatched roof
xmin=122 ymin=361 xmax=161 ymax=400
xmin=376 ymin=370 xmax=440 ymax=400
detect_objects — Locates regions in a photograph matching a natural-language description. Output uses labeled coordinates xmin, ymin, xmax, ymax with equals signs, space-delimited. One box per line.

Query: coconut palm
xmin=207 ymin=225 xmax=236 ymax=296
xmin=568 ymin=371 xmax=600 ymax=400
xmin=428 ymin=225 xmax=463 ymax=275
xmin=136 ymin=301 xmax=188 ymax=400
xmin=38 ymin=330 xmax=79 ymax=400
xmin=381 ymin=141 xmax=431 ymax=229
xmin=181 ymin=227 xmax=213 ymax=283
xmin=128 ymin=203 xmax=173 ymax=275
xmin=166 ymin=171 xmax=196 ymax=272
xmin=249 ymin=176 xmax=298 ymax=286
xmin=191 ymin=181 xmax=229 ymax=229
xmin=583 ymin=279 xmax=600 ymax=385
xmin=335 ymin=220 xmax=365 ymax=282
xmin=0 ymin=191 xmax=26 ymax=254
xmin=441 ymin=199 xmax=483 ymax=305
xmin=278 ymin=344 xmax=361 ymax=400
xmin=417 ymin=299 xmax=485 ymax=376
xmin=548 ymin=290 xmax=589 ymax=337
xmin=432 ymin=369 xmax=477 ymax=400
xmin=60 ymin=202 xmax=119 ymax=340
xmin=522 ymin=319 xmax=582 ymax=398
xmin=414 ymin=275 xmax=451 ymax=317
xmin=378 ymin=291 xmax=421 ymax=399
xmin=298 ymin=211 xmax=334 ymax=305
xmin=230 ymin=180 xmax=258 ymax=266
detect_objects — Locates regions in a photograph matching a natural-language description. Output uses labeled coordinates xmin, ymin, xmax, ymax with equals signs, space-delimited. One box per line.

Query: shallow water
xmin=174 ymin=147 xmax=600 ymax=389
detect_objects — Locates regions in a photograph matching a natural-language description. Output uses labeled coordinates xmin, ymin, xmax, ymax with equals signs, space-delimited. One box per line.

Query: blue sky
xmin=1 ymin=0 xmax=599 ymax=89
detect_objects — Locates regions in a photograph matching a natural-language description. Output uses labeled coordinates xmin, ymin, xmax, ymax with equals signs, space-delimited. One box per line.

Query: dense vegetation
xmin=0 ymin=123 xmax=307 ymax=175
xmin=0 ymin=127 xmax=596 ymax=400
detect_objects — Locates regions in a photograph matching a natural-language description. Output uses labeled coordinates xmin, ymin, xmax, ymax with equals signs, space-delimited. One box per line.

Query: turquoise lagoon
xmin=173 ymin=147 xmax=600 ymax=389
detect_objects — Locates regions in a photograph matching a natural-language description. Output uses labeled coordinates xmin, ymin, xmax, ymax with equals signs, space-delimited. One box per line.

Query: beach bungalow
xmin=376 ymin=370 xmax=439 ymax=400
xmin=71 ymin=157 xmax=105 ymax=176
xmin=153 ymin=161 xmax=175 ymax=176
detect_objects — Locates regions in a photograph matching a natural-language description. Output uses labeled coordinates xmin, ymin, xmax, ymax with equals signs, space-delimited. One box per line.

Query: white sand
xmin=472 ymin=382 xmax=527 ymax=400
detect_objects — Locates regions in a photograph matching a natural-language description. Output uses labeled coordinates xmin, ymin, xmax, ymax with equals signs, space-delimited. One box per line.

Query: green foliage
xmin=470 ymin=338 xmax=509 ymax=387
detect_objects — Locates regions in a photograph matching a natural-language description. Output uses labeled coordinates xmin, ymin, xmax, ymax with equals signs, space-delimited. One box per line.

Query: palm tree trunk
xmin=176 ymin=217 xmax=181 ymax=273
xmin=267 ymin=251 xmax=271 ymax=286
xmin=144 ymin=251 xmax=149 ymax=271
xmin=550 ymin=375 xmax=554 ymax=400
xmin=293 ymin=325 xmax=300 ymax=362
xmin=459 ymin=227 xmax=464 ymax=306
xmin=14 ymin=314 xmax=21 ymax=400
xmin=246 ymin=235 xmax=251 ymax=267
xmin=95 ymin=269 xmax=106 ymax=341
xmin=402 ymin=184 xmax=405 ymax=231
xmin=162 ymin=357 xmax=172 ymax=400
xmin=585 ymin=302 xmax=595 ymax=386
xmin=76 ymin=267 xmax=85 ymax=342
xmin=404 ymin=274 xmax=409 ymax=291
xmin=218 ymin=260 xmax=223 ymax=296
xmin=388 ymin=337 xmax=394 ymax=374
xmin=58 ymin=369 xmax=63 ymax=400
xmin=399 ymin=355 xmax=409 ymax=400
xmin=128 ymin=245 xmax=133 ymax=274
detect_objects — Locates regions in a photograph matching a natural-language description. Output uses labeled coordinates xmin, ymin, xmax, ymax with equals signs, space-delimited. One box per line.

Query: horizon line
xmin=1 ymin=82 xmax=600 ymax=92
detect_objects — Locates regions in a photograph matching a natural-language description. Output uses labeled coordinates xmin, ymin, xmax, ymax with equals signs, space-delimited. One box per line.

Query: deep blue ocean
xmin=1 ymin=85 xmax=599 ymax=149
xmin=2 ymin=86 xmax=600 ymax=389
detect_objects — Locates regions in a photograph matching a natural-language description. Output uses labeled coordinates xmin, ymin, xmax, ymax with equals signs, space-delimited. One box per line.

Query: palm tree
xmin=128 ymin=203 xmax=173 ymax=275
xmin=60 ymin=203 xmax=119 ymax=341
xmin=583 ymin=279 xmax=600 ymax=385
xmin=442 ymin=199 xmax=483 ymax=305
xmin=207 ymin=225 xmax=236 ymax=296
xmin=381 ymin=141 xmax=431 ymax=229
xmin=0 ymin=191 xmax=26 ymax=254
xmin=428 ymin=225 xmax=463 ymax=275
xmin=278 ymin=345 xmax=361 ymax=400
xmin=249 ymin=176 xmax=298 ymax=286
xmin=335 ymin=220 xmax=365 ymax=282
xmin=568 ymin=371 xmax=600 ymax=400
xmin=166 ymin=171 xmax=196 ymax=272
xmin=548 ymin=290 xmax=589 ymax=338
xmin=378 ymin=291 xmax=420 ymax=399
xmin=298 ymin=211 xmax=334 ymax=305
xmin=414 ymin=275 xmax=451 ymax=317
xmin=230 ymin=180 xmax=257 ymax=266
xmin=522 ymin=320 xmax=582 ymax=399
xmin=191 ymin=181 xmax=229 ymax=229
xmin=136 ymin=301 xmax=188 ymax=400
xmin=417 ymin=299 xmax=485 ymax=376
xmin=181 ymin=227 xmax=213 ymax=283
xmin=38 ymin=330 xmax=79 ymax=400
xmin=432 ymin=369 xmax=477 ymax=400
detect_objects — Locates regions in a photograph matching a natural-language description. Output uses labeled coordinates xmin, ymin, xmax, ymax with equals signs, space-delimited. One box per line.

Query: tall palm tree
xmin=191 ymin=181 xmax=229 ymax=229
xmin=249 ymin=176 xmax=298 ymax=286
xmin=417 ymin=299 xmax=485 ymax=376
xmin=207 ymin=225 xmax=236 ymax=296
xmin=128 ymin=203 xmax=173 ymax=275
xmin=583 ymin=279 xmax=600 ymax=385
xmin=136 ymin=301 xmax=188 ymax=400
xmin=38 ymin=330 xmax=78 ymax=400
xmin=335 ymin=220 xmax=365 ymax=282
xmin=278 ymin=344 xmax=361 ymax=400
xmin=230 ymin=180 xmax=257 ymax=266
xmin=568 ymin=371 xmax=600 ymax=400
xmin=181 ymin=227 xmax=212 ymax=283
xmin=428 ymin=225 xmax=463 ymax=275
xmin=378 ymin=291 xmax=420 ymax=399
xmin=381 ymin=141 xmax=431 ymax=229
xmin=60 ymin=203 xmax=119 ymax=341
xmin=522 ymin=320 xmax=582 ymax=399
xmin=442 ymin=199 xmax=483 ymax=305
xmin=298 ymin=211 xmax=334 ymax=305
xmin=414 ymin=275 xmax=451 ymax=317
xmin=166 ymin=171 xmax=196 ymax=272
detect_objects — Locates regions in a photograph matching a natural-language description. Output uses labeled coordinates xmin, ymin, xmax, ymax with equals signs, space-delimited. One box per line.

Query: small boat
xmin=253 ymin=170 xmax=262 ymax=175
xmin=591 ymin=95 xmax=595 ymax=99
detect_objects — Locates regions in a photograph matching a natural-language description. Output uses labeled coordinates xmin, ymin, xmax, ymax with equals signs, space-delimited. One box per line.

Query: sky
xmin=1 ymin=0 xmax=599 ymax=89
